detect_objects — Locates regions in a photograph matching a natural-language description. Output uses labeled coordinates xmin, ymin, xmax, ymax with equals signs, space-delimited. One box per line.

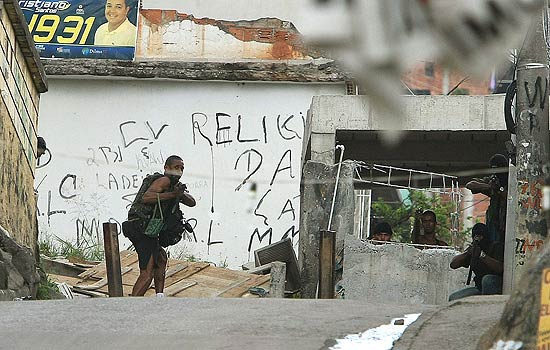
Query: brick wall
xmin=402 ymin=61 xmax=492 ymax=96
xmin=0 ymin=9 xmax=41 ymax=251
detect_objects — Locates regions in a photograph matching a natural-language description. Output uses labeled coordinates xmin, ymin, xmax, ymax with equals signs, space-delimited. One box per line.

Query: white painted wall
xmin=141 ymin=0 xmax=311 ymax=33
xmin=36 ymin=79 xmax=344 ymax=267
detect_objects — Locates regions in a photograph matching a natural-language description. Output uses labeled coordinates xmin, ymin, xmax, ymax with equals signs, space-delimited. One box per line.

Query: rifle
xmin=466 ymin=236 xmax=482 ymax=285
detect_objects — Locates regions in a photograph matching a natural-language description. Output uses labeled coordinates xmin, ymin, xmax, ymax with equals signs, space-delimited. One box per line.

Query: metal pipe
xmin=327 ymin=145 xmax=345 ymax=231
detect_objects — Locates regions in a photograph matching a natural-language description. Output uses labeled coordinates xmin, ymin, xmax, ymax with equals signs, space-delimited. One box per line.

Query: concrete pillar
xmin=268 ymin=262 xmax=286 ymax=298
xmin=511 ymin=13 xmax=549 ymax=284
xmin=310 ymin=133 xmax=336 ymax=164
xmin=298 ymin=160 xmax=355 ymax=298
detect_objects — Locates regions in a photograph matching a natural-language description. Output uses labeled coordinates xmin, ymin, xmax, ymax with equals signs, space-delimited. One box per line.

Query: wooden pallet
xmin=52 ymin=251 xmax=271 ymax=298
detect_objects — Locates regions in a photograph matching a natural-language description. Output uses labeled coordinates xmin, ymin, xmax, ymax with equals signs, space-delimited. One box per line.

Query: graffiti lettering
xmin=36 ymin=148 xmax=52 ymax=169
xmin=120 ymin=121 xmax=148 ymax=148
xmin=216 ymin=112 xmax=233 ymax=145
xmin=254 ymin=189 xmax=271 ymax=226
xmin=270 ymin=149 xmax=295 ymax=186
xmin=515 ymin=237 xmax=544 ymax=254
xmin=277 ymin=198 xmax=296 ymax=221
xmin=47 ymin=190 xmax=66 ymax=225
xmin=87 ymin=147 xmax=100 ymax=167
xmin=237 ymin=115 xmax=260 ymax=143
xmin=281 ymin=225 xmax=299 ymax=240
xmin=207 ymin=219 xmax=223 ymax=253
xmin=58 ymin=174 xmax=77 ymax=199
xmin=99 ymin=146 xmax=123 ymax=164
xmin=519 ymin=179 xmax=543 ymax=211
xmin=524 ymin=76 xmax=548 ymax=109
xmin=121 ymin=192 xmax=137 ymax=210
xmin=105 ymin=173 xmax=142 ymax=191
xmin=191 ymin=112 xmax=213 ymax=146
xmin=248 ymin=227 xmax=273 ymax=252
xmin=145 ymin=121 xmax=169 ymax=140
xmin=234 ymin=149 xmax=263 ymax=191
xmin=277 ymin=114 xmax=301 ymax=140
xmin=75 ymin=218 xmax=100 ymax=247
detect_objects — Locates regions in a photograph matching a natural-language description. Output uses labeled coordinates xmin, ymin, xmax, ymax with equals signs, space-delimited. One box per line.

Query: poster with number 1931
xmin=19 ymin=0 xmax=140 ymax=60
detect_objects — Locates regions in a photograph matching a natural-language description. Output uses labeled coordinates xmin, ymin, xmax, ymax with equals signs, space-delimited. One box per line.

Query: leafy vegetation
xmin=39 ymin=234 xmax=104 ymax=262
xmin=35 ymin=273 xmax=61 ymax=300
xmin=370 ymin=190 xmax=470 ymax=246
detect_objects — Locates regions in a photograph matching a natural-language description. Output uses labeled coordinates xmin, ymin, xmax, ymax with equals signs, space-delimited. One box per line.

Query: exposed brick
xmin=402 ymin=61 xmax=491 ymax=95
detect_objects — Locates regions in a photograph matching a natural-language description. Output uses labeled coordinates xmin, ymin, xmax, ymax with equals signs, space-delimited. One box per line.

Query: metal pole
xmin=511 ymin=5 xmax=550 ymax=286
xmin=503 ymin=164 xmax=518 ymax=294
xmin=103 ymin=222 xmax=123 ymax=297
xmin=318 ymin=229 xmax=336 ymax=299
xmin=327 ymin=145 xmax=345 ymax=231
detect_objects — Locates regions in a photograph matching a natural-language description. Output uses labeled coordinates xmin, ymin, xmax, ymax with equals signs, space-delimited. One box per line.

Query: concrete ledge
xmin=310 ymin=94 xmax=507 ymax=133
xmin=42 ymin=59 xmax=349 ymax=82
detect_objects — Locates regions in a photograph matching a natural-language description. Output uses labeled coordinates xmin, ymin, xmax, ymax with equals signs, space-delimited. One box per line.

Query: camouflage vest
xmin=128 ymin=172 xmax=178 ymax=221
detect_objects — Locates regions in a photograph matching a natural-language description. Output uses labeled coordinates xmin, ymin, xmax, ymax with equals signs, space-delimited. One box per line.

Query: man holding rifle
xmin=448 ymin=223 xmax=504 ymax=301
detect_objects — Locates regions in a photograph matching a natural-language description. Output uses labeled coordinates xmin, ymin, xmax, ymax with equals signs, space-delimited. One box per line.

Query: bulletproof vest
xmin=128 ymin=172 xmax=178 ymax=220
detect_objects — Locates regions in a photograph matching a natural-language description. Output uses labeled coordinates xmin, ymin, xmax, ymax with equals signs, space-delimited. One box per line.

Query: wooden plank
xmin=48 ymin=274 xmax=85 ymax=286
xmin=173 ymin=273 xmax=242 ymax=298
xmin=71 ymin=287 xmax=109 ymax=298
xmin=218 ymin=275 xmax=271 ymax=298
xmin=168 ymin=262 xmax=210 ymax=281
xmin=77 ymin=266 xmax=133 ymax=290
xmin=148 ymin=262 xmax=190 ymax=290
xmin=164 ymin=280 xmax=197 ymax=296
xmin=246 ymin=263 xmax=272 ymax=275
xmin=78 ymin=250 xmax=137 ymax=280
xmin=214 ymin=278 xmax=251 ymax=297
xmin=198 ymin=265 xmax=253 ymax=280
xmin=77 ymin=262 xmax=105 ymax=280
xmin=96 ymin=261 xmax=210 ymax=294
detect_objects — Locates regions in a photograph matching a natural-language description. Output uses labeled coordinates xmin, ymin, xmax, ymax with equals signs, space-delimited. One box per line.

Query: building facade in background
xmin=402 ymin=61 xmax=492 ymax=96
xmin=33 ymin=0 xmax=345 ymax=267
xmin=0 ymin=0 xmax=47 ymax=250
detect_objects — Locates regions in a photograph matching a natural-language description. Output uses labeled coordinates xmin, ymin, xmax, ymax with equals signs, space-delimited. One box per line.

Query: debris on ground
xmin=48 ymin=250 xmax=271 ymax=298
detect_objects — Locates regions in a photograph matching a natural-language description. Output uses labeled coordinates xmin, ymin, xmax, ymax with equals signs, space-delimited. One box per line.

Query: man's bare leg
xmin=153 ymin=248 xmax=168 ymax=294
xmin=132 ymin=255 xmax=154 ymax=296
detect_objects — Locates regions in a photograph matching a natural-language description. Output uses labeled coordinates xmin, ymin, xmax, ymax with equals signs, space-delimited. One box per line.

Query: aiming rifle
xmin=466 ymin=235 xmax=482 ymax=285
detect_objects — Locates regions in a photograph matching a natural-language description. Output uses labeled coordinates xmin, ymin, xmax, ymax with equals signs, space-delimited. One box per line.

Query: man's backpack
xmin=159 ymin=204 xmax=186 ymax=247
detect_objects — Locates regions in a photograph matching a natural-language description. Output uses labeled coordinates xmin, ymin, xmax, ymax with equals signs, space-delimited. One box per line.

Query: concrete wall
xmin=36 ymin=79 xmax=344 ymax=268
xmin=141 ymin=0 xmax=308 ymax=31
xmin=298 ymin=160 xmax=355 ymax=298
xmin=136 ymin=10 xmax=311 ymax=61
xmin=342 ymin=238 xmax=469 ymax=305
xmin=305 ymin=94 xmax=507 ymax=164
xmin=0 ymin=7 xmax=41 ymax=249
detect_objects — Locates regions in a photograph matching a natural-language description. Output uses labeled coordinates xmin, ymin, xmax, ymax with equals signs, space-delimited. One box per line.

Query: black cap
xmin=472 ymin=223 xmax=488 ymax=238
xmin=373 ymin=222 xmax=393 ymax=235
xmin=489 ymin=154 xmax=508 ymax=168
xmin=37 ymin=136 xmax=46 ymax=149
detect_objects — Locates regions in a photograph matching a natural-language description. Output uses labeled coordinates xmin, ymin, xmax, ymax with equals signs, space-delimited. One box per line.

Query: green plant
xmin=36 ymin=273 xmax=60 ymax=300
xmin=39 ymin=234 xmax=104 ymax=261
xmin=371 ymin=190 xmax=469 ymax=246
xmin=217 ymin=256 xmax=228 ymax=269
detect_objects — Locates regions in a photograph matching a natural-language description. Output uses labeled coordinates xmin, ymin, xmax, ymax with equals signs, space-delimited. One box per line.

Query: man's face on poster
xmin=105 ymin=0 xmax=129 ymax=28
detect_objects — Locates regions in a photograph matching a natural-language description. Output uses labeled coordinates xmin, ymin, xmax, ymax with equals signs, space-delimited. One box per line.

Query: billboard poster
xmin=19 ymin=0 xmax=140 ymax=60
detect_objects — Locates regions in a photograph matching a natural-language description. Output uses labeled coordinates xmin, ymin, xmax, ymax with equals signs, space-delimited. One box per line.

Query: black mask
xmin=166 ymin=174 xmax=181 ymax=186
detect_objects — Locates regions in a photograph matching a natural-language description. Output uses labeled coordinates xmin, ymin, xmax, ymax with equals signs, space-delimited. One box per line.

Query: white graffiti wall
xmin=36 ymin=79 xmax=343 ymax=267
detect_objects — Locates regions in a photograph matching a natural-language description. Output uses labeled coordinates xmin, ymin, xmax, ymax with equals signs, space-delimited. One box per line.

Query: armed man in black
xmin=448 ymin=223 xmax=504 ymax=301
xmin=126 ymin=155 xmax=196 ymax=297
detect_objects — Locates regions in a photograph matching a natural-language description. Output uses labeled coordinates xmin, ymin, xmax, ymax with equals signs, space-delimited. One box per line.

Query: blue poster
xmin=19 ymin=0 xmax=140 ymax=60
